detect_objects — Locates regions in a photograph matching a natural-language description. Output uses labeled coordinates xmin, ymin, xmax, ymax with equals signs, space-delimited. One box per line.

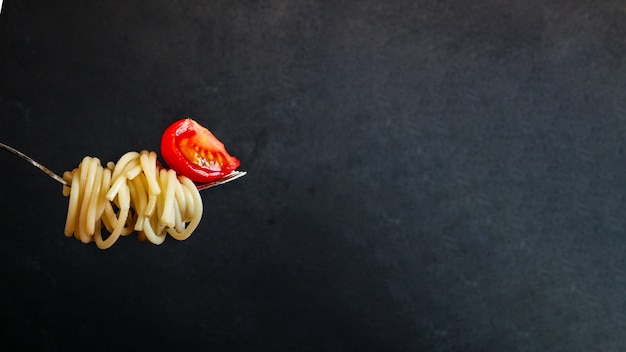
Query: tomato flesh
xmin=161 ymin=118 xmax=240 ymax=183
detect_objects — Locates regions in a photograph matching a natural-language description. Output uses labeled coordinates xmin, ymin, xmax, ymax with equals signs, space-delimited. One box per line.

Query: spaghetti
xmin=62 ymin=150 xmax=203 ymax=249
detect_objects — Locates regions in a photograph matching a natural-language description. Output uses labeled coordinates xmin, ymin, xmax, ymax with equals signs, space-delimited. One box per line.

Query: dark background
xmin=1 ymin=0 xmax=625 ymax=351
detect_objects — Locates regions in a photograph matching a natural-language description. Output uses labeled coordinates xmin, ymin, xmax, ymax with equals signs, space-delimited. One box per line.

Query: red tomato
xmin=161 ymin=118 xmax=240 ymax=183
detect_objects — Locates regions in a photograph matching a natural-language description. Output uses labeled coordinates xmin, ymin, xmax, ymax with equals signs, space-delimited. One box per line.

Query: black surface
xmin=1 ymin=1 xmax=626 ymax=351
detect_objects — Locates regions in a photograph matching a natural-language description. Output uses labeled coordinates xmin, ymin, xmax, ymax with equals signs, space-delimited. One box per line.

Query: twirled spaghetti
xmin=62 ymin=150 xmax=203 ymax=249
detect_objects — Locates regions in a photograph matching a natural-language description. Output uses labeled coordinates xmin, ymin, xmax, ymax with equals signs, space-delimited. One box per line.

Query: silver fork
xmin=0 ymin=142 xmax=246 ymax=190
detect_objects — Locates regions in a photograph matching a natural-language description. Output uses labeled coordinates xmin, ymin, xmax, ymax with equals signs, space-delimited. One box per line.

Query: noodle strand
xmin=62 ymin=150 xmax=204 ymax=249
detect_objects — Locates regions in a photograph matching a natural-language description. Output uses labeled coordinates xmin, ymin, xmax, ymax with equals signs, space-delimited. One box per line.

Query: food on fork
xmin=62 ymin=150 xmax=204 ymax=249
xmin=59 ymin=118 xmax=241 ymax=249
xmin=161 ymin=118 xmax=240 ymax=183
xmin=0 ymin=118 xmax=243 ymax=249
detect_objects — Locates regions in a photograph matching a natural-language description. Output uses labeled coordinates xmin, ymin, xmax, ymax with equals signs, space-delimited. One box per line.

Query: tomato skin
xmin=161 ymin=118 xmax=240 ymax=183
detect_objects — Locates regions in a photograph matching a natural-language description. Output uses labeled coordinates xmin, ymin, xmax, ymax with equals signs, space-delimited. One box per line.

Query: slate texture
xmin=1 ymin=1 xmax=625 ymax=351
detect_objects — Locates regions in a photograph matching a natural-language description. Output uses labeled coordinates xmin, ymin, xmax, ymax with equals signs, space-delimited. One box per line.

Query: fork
xmin=0 ymin=142 xmax=246 ymax=190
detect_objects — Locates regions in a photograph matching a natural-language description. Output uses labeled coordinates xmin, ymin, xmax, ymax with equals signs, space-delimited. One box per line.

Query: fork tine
xmin=194 ymin=171 xmax=247 ymax=191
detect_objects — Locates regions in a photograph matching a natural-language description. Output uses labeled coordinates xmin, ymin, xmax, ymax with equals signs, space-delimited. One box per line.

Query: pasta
xmin=62 ymin=150 xmax=203 ymax=249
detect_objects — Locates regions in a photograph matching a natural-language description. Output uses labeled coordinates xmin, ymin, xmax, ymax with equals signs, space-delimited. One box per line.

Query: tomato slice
xmin=161 ymin=118 xmax=240 ymax=183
